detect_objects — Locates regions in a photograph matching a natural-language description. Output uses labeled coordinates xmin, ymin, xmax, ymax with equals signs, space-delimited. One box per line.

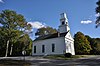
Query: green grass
xmin=0 ymin=59 xmax=31 ymax=66
xmin=44 ymin=55 xmax=94 ymax=60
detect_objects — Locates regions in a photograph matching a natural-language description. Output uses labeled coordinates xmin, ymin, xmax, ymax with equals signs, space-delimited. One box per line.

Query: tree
xmin=0 ymin=28 xmax=6 ymax=56
xmin=12 ymin=34 xmax=32 ymax=56
xmin=85 ymin=35 xmax=96 ymax=54
xmin=95 ymin=0 xmax=100 ymax=28
xmin=74 ymin=32 xmax=92 ymax=54
xmin=93 ymin=38 xmax=100 ymax=54
xmin=0 ymin=9 xmax=32 ymax=57
xmin=85 ymin=35 xmax=100 ymax=55
xmin=35 ymin=26 xmax=57 ymax=37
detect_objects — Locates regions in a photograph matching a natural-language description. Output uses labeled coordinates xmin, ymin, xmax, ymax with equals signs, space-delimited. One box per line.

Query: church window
xmin=42 ymin=45 xmax=45 ymax=53
xmin=62 ymin=21 xmax=65 ymax=25
xmin=52 ymin=44 xmax=55 ymax=52
xmin=34 ymin=46 xmax=36 ymax=53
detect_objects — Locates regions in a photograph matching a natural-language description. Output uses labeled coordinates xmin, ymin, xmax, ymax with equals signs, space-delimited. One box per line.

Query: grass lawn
xmin=43 ymin=55 xmax=94 ymax=60
xmin=0 ymin=59 xmax=31 ymax=66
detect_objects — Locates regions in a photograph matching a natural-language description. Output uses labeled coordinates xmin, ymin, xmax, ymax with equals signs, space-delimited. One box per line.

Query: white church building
xmin=32 ymin=13 xmax=75 ymax=56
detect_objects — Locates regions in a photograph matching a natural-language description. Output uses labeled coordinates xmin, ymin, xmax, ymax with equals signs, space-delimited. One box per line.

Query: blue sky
xmin=0 ymin=0 xmax=100 ymax=40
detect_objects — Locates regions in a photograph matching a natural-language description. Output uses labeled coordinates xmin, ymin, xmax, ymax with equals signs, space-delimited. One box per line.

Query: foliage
xmin=0 ymin=9 xmax=32 ymax=56
xmin=74 ymin=32 xmax=100 ymax=55
xmin=95 ymin=0 xmax=100 ymax=28
xmin=64 ymin=53 xmax=72 ymax=57
xmin=74 ymin=32 xmax=92 ymax=55
xmin=12 ymin=34 xmax=32 ymax=56
xmin=85 ymin=35 xmax=100 ymax=55
xmin=35 ymin=26 xmax=57 ymax=37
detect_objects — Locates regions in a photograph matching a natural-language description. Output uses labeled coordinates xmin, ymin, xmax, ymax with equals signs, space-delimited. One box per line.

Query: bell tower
xmin=58 ymin=13 xmax=70 ymax=33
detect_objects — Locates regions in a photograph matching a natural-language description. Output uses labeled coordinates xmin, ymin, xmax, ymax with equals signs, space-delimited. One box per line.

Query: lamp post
xmin=22 ymin=50 xmax=26 ymax=61
xmin=22 ymin=43 xmax=29 ymax=61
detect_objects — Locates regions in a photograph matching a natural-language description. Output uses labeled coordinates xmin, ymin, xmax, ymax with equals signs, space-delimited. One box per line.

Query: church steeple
xmin=60 ymin=13 xmax=68 ymax=25
xmin=58 ymin=13 xmax=70 ymax=33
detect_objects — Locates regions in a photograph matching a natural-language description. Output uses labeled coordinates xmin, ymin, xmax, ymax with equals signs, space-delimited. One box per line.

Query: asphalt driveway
xmin=0 ymin=55 xmax=100 ymax=66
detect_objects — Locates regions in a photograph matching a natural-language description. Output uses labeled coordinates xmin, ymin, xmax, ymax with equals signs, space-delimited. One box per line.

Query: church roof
xmin=34 ymin=32 xmax=68 ymax=41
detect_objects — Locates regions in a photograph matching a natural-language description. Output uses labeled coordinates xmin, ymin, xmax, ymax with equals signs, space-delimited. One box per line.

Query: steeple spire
xmin=60 ymin=13 xmax=68 ymax=25
xmin=58 ymin=13 xmax=70 ymax=33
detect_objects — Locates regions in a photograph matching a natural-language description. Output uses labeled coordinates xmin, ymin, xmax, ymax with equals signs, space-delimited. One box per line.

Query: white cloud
xmin=0 ymin=0 xmax=4 ymax=3
xmin=28 ymin=21 xmax=46 ymax=29
xmin=81 ymin=20 xmax=92 ymax=24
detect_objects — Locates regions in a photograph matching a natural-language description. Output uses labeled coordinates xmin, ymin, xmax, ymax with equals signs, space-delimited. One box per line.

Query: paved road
xmin=0 ymin=55 xmax=100 ymax=66
xmin=29 ymin=56 xmax=100 ymax=66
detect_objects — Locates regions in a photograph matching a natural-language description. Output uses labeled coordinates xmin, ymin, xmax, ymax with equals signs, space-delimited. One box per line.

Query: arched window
xmin=62 ymin=21 xmax=65 ymax=25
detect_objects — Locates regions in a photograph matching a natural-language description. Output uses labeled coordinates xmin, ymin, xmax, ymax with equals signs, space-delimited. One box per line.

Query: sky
xmin=0 ymin=0 xmax=100 ymax=40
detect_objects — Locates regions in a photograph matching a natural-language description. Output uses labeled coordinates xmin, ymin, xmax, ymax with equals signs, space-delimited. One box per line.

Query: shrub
xmin=64 ymin=53 xmax=72 ymax=57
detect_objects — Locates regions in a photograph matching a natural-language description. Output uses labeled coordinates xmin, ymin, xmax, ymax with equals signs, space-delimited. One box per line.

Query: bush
xmin=64 ymin=53 xmax=72 ymax=57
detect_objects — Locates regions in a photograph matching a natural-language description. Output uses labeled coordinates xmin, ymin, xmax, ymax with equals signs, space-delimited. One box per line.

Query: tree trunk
xmin=5 ymin=40 xmax=9 ymax=57
xmin=10 ymin=44 xmax=13 ymax=56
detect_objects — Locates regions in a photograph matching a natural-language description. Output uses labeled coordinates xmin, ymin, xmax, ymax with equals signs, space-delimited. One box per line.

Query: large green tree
xmin=74 ymin=32 xmax=92 ymax=54
xmin=0 ymin=9 xmax=32 ymax=57
xmin=91 ymin=38 xmax=100 ymax=54
xmin=96 ymin=38 xmax=100 ymax=54
xmin=85 ymin=35 xmax=100 ymax=55
xmin=96 ymin=0 xmax=100 ymax=28
xmin=12 ymin=34 xmax=32 ymax=56
xmin=35 ymin=26 xmax=57 ymax=37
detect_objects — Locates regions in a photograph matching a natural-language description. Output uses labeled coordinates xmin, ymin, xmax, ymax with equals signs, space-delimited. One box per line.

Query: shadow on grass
xmin=43 ymin=55 xmax=93 ymax=60
xmin=0 ymin=59 xmax=31 ymax=66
